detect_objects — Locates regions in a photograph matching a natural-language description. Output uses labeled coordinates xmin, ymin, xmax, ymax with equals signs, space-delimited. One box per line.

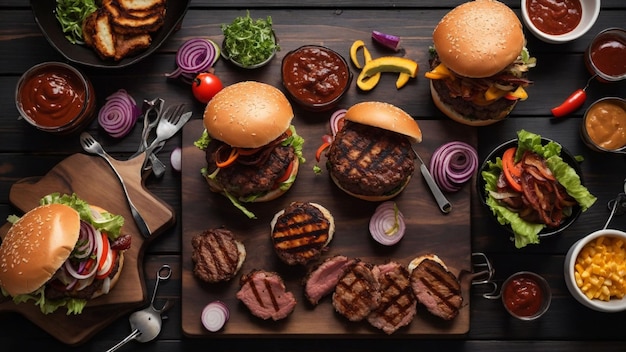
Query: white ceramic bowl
xmin=564 ymin=229 xmax=626 ymax=312
xmin=521 ymin=0 xmax=600 ymax=44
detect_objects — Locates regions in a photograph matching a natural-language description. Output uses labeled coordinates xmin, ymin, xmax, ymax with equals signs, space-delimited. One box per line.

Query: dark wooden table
xmin=1 ymin=1 xmax=625 ymax=350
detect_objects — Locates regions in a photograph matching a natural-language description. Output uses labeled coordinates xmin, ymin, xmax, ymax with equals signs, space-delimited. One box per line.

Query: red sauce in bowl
xmin=503 ymin=273 xmax=546 ymax=318
xmin=526 ymin=0 xmax=582 ymax=35
xmin=588 ymin=31 xmax=626 ymax=79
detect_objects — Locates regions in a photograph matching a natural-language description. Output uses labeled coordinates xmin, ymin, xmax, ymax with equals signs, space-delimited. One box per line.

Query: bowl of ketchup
xmin=15 ymin=62 xmax=96 ymax=135
xmin=585 ymin=28 xmax=626 ymax=82
xmin=502 ymin=271 xmax=551 ymax=320
xmin=521 ymin=0 xmax=600 ymax=44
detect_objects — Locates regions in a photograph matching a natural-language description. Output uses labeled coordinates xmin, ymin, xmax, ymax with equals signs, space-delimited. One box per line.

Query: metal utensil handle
xmin=420 ymin=164 xmax=452 ymax=214
xmin=149 ymin=264 xmax=172 ymax=312
xmin=105 ymin=329 xmax=141 ymax=352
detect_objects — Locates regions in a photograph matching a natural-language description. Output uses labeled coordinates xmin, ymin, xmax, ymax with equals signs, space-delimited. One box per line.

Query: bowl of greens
xmin=31 ymin=0 xmax=190 ymax=68
xmin=477 ymin=130 xmax=597 ymax=248
xmin=221 ymin=11 xmax=279 ymax=69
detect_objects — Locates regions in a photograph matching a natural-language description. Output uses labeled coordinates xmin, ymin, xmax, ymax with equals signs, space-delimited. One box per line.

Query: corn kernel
xmin=574 ymin=235 xmax=626 ymax=302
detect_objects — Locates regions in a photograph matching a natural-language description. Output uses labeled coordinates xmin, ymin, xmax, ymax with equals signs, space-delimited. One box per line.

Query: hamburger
xmin=196 ymin=81 xmax=304 ymax=219
xmin=425 ymin=0 xmax=536 ymax=126
xmin=326 ymin=101 xmax=422 ymax=201
xmin=0 ymin=193 xmax=129 ymax=315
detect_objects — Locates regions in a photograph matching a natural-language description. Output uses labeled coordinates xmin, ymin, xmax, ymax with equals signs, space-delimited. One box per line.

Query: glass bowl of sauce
xmin=581 ymin=97 xmax=626 ymax=153
xmin=281 ymin=45 xmax=352 ymax=112
xmin=502 ymin=271 xmax=551 ymax=320
xmin=585 ymin=28 xmax=626 ymax=82
xmin=521 ymin=0 xmax=599 ymax=44
xmin=16 ymin=62 xmax=96 ymax=134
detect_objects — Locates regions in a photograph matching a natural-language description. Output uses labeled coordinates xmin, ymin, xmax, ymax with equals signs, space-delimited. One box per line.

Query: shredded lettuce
xmin=481 ymin=130 xmax=597 ymax=248
xmin=221 ymin=11 xmax=279 ymax=67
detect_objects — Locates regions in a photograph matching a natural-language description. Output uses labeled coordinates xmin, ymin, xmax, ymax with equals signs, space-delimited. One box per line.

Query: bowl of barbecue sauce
xmin=521 ymin=0 xmax=599 ymax=44
xmin=16 ymin=62 xmax=96 ymax=135
xmin=502 ymin=271 xmax=551 ymax=320
xmin=585 ymin=28 xmax=626 ymax=82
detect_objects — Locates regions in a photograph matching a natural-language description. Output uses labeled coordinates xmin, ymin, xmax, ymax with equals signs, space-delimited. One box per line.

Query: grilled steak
xmin=367 ymin=262 xmax=417 ymax=334
xmin=304 ymin=255 xmax=356 ymax=305
xmin=327 ymin=121 xmax=415 ymax=198
xmin=410 ymin=258 xmax=463 ymax=320
xmin=332 ymin=261 xmax=381 ymax=321
xmin=271 ymin=202 xmax=335 ymax=266
xmin=191 ymin=228 xmax=246 ymax=283
xmin=236 ymin=270 xmax=297 ymax=321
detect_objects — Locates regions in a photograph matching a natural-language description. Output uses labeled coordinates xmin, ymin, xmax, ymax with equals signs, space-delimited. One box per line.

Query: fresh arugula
xmin=55 ymin=0 xmax=98 ymax=44
xmin=221 ymin=11 xmax=279 ymax=67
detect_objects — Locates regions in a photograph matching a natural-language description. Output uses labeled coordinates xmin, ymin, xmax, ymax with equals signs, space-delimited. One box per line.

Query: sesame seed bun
xmin=433 ymin=0 xmax=524 ymax=78
xmin=0 ymin=204 xmax=80 ymax=296
xmin=344 ymin=101 xmax=422 ymax=143
xmin=203 ymin=81 xmax=295 ymax=148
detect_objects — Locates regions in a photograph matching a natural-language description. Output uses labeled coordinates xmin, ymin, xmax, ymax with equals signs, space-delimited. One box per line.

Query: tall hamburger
xmin=195 ymin=81 xmax=304 ymax=218
xmin=0 ymin=193 xmax=129 ymax=315
xmin=326 ymin=101 xmax=422 ymax=201
xmin=425 ymin=0 xmax=536 ymax=126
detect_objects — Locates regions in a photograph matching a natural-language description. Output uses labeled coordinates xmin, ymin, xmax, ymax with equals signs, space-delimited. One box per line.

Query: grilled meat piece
xmin=304 ymin=255 xmax=356 ymax=305
xmin=236 ymin=270 xmax=297 ymax=321
xmin=410 ymin=258 xmax=463 ymax=320
xmin=191 ymin=228 xmax=246 ymax=283
xmin=332 ymin=261 xmax=381 ymax=322
xmin=327 ymin=121 xmax=415 ymax=198
xmin=367 ymin=262 xmax=417 ymax=334
xmin=271 ymin=202 xmax=335 ymax=266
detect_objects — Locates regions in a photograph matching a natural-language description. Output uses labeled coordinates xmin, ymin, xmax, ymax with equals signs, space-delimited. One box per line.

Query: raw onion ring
xmin=330 ymin=109 xmax=347 ymax=136
xmin=430 ymin=141 xmax=478 ymax=193
xmin=202 ymin=300 xmax=229 ymax=332
xmin=167 ymin=38 xmax=220 ymax=83
xmin=170 ymin=147 xmax=182 ymax=172
xmin=369 ymin=201 xmax=406 ymax=246
xmin=97 ymin=89 xmax=140 ymax=138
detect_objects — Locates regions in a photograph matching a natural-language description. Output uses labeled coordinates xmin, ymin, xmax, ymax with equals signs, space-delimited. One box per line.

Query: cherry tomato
xmin=551 ymin=88 xmax=587 ymax=118
xmin=192 ymin=72 xmax=223 ymax=104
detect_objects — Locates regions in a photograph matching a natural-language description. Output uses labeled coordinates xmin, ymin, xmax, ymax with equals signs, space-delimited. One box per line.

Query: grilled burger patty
xmin=271 ymin=202 xmax=334 ymax=266
xmin=236 ymin=270 xmax=297 ymax=321
xmin=410 ymin=258 xmax=463 ymax=320
xmin=327 ymin=121 xmax=415 ymax=197
xmin=332 ymin=261 xmax=381 ymax=322
xmin=191 ymin=228 xmax=245 ymax=283
xmin=205 ymin=139 xmax=295 ymax=199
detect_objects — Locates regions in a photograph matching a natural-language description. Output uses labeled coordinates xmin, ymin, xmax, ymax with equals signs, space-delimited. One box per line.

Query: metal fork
xmin=141 ymin=104 xmax=191 ymax=171
xmin=80 ymin=132 xmax=151 ymax=238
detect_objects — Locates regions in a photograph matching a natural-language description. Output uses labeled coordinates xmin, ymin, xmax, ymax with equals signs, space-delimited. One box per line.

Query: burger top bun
xmin=344 ymin=101 xmax=422 ymax=143
xmin=433 ymin=0 xmax=524 ymax=78
xmin=203 ymin=81 xmax=295 ymax=148
xmin=0 ymin=204 xmax=80 ymax=296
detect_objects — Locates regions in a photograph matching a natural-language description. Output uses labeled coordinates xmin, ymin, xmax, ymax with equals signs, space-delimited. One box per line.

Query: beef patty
xmin=332 ymin=261 xmax=381 ymax=322
xmin=191 ymin=227 xmax=246 ymax=283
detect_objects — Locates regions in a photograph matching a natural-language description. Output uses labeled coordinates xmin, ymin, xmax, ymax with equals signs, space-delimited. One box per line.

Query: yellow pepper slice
xmin=395 ymin=73 xmax=411 ymax=89
xmin=424 ymin=63 xmax=452 ymax=80
xmin=484 ymin=85 xmax=507 ymax=101
xmin=351 ymin=40 xmax=381 ymax=91
xmin=361 ymin=56 xmax=419 ymax=79
xmin=505 ymin=86 xmax=529 ymax=101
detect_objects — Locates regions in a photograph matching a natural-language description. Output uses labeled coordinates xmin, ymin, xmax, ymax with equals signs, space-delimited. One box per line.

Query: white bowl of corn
xmin=564 ymin=229 xmax=626 ymax=312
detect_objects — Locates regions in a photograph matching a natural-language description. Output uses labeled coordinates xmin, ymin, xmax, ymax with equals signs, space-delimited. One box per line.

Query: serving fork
xmin=80 ymin=132 xmax=151 ymax=238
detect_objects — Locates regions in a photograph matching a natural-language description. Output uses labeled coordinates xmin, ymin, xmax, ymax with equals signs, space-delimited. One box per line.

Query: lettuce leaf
xmin=482 ymin=130 xmax=597 ymax=248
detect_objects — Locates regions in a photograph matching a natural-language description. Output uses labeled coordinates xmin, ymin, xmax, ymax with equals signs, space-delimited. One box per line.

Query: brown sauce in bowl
xmin=526 ymin=0 xmax=582 ymax=35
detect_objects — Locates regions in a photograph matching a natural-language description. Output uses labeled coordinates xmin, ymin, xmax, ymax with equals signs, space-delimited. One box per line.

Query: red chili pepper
xmin=551 ymin=88 xmax=587 ymax=118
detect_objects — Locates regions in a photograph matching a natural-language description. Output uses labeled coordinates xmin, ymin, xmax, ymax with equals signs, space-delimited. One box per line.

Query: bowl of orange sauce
xmin=16 ymin=62 xmax=96 ymax=135
xmin=581 ymin=97 xmax=626 ymax=153
xmin=521 ymin=0 xmax=600 ymax=44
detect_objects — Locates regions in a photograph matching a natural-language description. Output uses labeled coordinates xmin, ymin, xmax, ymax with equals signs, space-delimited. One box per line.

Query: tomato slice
xmin=96 ymin=249 xmax=117 ymax=280
xmin=502 ymin=147 xmax=523 ymax=192
xmin=96 ymin=232 xmax=110 ymax=273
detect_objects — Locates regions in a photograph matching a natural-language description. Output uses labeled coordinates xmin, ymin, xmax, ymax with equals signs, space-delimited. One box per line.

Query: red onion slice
xmin=369 ymin=201 xmax=406 ymax=246
xmin=202 ymin=300 xmax=229 ymax=332
xmin=167 ymin=38 xmax=220 ymax=83
xmin=98 ymin=89 xmax=140 ymax=138
xmin=429 ymin=141 xmax=478 ymax=193
xmin=329 ymin=109 xmax=347 ymax=137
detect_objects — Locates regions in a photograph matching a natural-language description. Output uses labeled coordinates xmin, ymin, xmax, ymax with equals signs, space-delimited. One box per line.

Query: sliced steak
xmin=236 ymin=270 xmax=297 ymax=321
xmin=332 ymin=261 xmax=381 ymax=322
xmin=410 ymin=258 xmax=463 ymax=320
xmin=367 ymin=262 xmax=417 ymax=334
xmin=304 ymin=255 xmax=356 ymax=305
xmin=191 ymin=227 xmax=246 ymax=283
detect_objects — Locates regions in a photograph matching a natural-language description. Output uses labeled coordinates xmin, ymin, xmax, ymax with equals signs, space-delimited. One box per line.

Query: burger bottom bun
xmin=91 ymin=251 xmax=125 ymax=299
xmin=329 ymin=172 xmax=411 ymax=202
xmin=408 ymin=254 xmax=447 ymax=272
xmin=430 ymin=81 xmax=513 ymax=127
xmin=205 ymin=158 xmax=300 ymax=203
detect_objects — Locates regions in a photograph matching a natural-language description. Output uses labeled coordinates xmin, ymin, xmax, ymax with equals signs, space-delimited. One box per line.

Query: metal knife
xmin=413 ymin=148 xmax=452 ymax=214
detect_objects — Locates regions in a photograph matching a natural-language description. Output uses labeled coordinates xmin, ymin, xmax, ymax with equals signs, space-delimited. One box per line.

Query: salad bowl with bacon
xmin=479 ymin=130 xmax=597 ymax=248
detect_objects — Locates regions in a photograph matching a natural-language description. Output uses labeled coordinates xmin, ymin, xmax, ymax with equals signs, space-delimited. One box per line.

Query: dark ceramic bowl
xmin=31 ymin=0 xmax=190 ymax=68
xmin=477 ymin=138 xmax=583 ymax=238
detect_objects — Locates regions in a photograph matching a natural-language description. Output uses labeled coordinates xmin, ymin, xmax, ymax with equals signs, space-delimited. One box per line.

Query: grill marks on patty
xmin=328 ymin=122 xmax=415 ymax=197
xmin=191 ymin=228 xmax=245 ymax=283
xmin=410 ymin=258 xmax=463 ymax=320
xmin=332 ymin=261 xmax=381 ymax=322
xmin=236 ymin=270 xmax=297 ymax=321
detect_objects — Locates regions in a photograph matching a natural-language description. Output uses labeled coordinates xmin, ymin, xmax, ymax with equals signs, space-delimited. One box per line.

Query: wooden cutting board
xmin=0 ymin=153 xmax=175 ymax=345
xmin=181 ymin=118 xmax=476 ymax=337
